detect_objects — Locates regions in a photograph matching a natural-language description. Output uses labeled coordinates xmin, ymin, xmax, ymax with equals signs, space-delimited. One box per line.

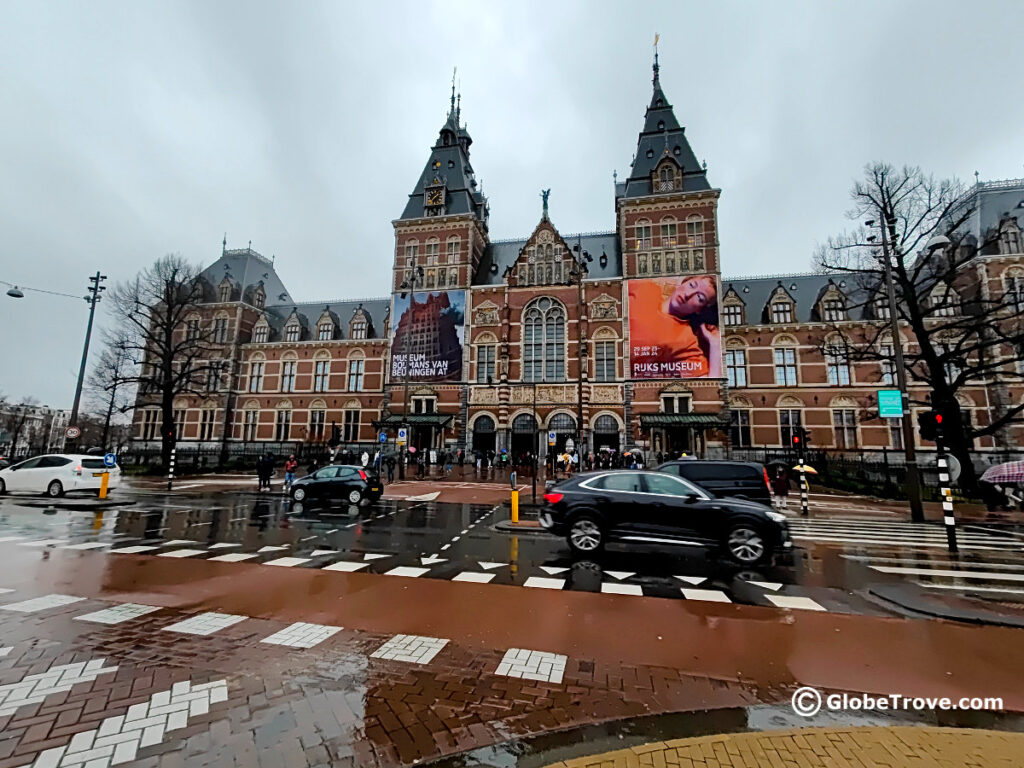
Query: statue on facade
xmin=541 ymin=188 xmax=551 ymax=219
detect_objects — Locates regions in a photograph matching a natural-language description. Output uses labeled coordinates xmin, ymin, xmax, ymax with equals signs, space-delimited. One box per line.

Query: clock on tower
xmin=425 ymin=186 xmax=445 ymax=212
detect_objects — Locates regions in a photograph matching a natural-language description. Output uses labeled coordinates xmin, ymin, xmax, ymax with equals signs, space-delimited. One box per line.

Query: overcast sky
xmin=1 ymin=0 xmax=1022 ymax=407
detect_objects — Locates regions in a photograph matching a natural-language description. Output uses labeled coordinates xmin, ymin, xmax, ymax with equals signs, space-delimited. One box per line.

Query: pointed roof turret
xmin=398 ymin=82 xmax=488 ymax=222
xmin=619 ymin=48 xmax=711 ymax=201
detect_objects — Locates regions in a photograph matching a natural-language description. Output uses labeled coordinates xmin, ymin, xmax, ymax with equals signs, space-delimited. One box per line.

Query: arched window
xmin=473 ymin=415 xmax=496 ymax=434
xmin=929 ymin=284 xmax=957 ymax=317
xmin=549 ymin=413 xmax=577 ymax=433
xmin=523 ymin=298 xmax=565 ymax=382
xmin=512 ymin=413 xmax=537 ymax=433
xmin=594 ymin=415 xmax=618 ymax=433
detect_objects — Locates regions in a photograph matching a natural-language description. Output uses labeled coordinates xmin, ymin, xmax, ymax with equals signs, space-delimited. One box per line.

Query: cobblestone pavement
xmin=0 ymin=591 xmax=766 ymax=768
xmin=546 ymin=726 xmax=1024 ymax=767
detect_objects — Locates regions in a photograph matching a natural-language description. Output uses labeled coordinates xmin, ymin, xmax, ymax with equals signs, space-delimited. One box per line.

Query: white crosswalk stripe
xmin=789 ymin=518 xmax=1023 ymax=553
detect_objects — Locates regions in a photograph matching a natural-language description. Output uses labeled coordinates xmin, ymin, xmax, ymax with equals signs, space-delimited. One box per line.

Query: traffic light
xmin=791 ymin=427 xmax=809 ymax=450
xmin=917 ymin=411 xmax=940 ymax=441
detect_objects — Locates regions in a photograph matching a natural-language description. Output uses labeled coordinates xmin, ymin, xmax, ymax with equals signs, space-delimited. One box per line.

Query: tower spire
xmin=450 ymin=67 xmax=457 ymax=117
xmin=653 ymin=33 xmax=660 ymax=85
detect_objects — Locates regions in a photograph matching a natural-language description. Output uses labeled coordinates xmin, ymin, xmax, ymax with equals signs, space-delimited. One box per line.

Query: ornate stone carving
xmin=474 ymin=304 xmax=500 ymax=326
xmin=470 ymin=388 xmax=499 ymax=404
xmin=592 ymin=300 xmax=617 ymax=320
xmin=590 ymin=385 xmax=622 ymax=404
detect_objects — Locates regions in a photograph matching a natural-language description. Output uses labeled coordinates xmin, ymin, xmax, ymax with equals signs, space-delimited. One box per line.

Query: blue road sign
xmin=878 ymin=389 xmax=903 ymax=418
xmin=103 ymin=453 xmax=117 ymax=468
xmin=379 ymin=431 xmax=387 ymax=443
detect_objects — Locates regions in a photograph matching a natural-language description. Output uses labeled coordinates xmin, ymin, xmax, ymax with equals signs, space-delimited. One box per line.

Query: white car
xmin=0 ymin=454 xmax=121 ymax=497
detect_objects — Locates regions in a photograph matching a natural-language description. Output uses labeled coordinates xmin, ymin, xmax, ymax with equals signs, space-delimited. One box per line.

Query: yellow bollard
xmin=92 ymin=511 xmax=104 ymax=531
xmin=510 ymin=489 xmax=519 ymax=524
xmin=99 ymin=472 xmax=110 ymax=500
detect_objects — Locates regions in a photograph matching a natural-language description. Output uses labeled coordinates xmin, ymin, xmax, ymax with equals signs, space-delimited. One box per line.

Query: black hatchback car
xmin=656 ymin=460 xmax=772 ymax=505
xmin=290 ymin=464 xmax=382 ymax=505
xmin=539 ymin=470 xmax=790 ymax=564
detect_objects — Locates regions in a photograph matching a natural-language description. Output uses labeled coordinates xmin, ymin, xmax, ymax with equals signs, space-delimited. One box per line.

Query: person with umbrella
xmin=770 ymin=465 xmax=790 ymax=510
xmin=980 ymin=461 xmax=1024 ymax=511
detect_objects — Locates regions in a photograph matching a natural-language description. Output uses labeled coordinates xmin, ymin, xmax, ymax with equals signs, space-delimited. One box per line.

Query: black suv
xmin=539 ymin=470 xmax=790 ymax=564
xmin=290 ymin=464 xmax=382 ymax=505
xmin=656 ymin=460 xmax=772 ymax=505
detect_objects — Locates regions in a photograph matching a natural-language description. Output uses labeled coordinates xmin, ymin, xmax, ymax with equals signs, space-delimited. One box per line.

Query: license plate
xmin=370 ymin=487 xmax=380 ymax=492
xmin=92 ymin=472 xmax=106 ymax=478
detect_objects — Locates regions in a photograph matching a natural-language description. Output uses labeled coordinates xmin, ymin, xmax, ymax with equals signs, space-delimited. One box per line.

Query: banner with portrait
xmin=390 ymin=290 xmax=466 ymax=382
xmin=627 ymin=275 xmax=722 ymax=379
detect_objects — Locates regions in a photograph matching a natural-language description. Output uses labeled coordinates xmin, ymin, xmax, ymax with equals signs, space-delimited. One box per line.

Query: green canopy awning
xmin=639 ymin=413 xmax=728 ymax=428
xmin=372 ymin=414 xmax=454 ymax=428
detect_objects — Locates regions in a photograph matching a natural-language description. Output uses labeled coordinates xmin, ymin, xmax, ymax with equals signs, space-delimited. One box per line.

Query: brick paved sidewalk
xmin=546 ymin=726 xmax=1024 ymax=768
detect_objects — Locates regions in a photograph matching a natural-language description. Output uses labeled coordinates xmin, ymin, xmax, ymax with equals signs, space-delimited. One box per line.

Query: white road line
xmin=478 ymin=561 xmax=505 ymax=570
xmin=452 ymin=571 xmax=496 ymax=584
xmin=524 ymin=577 xmax=564 ymax=590
xmin=158 ymin=549 xmax=207 ymax=559
xmin=161 ymin=612 xmax=247 ymax=635
xmin=601 ymin=583 xmax=644 ymax=596
xmin=0 ymin=594 xmax=86 ymax=613
xmin=604 ymin=571 xmax=635 ymax=581
xmin=746 ymin=581 xmax=783 ymax=591
xmin=917 ymin=582 xmax=1024 ymax=596
xmin=842 ymin=555 xmax=1024 ymax=570
xmin=792 ymin=535 xmax=1013 ymax=551
xmin=681 ymin=588 xmax=731 ymax=603
xmin=208 ymin=553 xmax=258 ymax=563
xmin=75 ymin=604 xmax=162 ymax=624
xmin=263 ymin=557 xmax=311 ymax=567
xmin=363 ymin=553 xmax=390 ymax=561
xmin=540 ymin=566 xmax=569 ymax=575
xmin=871 ymin=565 xmax=1024 ymax=581
xmin=766 ymin=595 xmax=826 ymax=611
xmin=674 ymin=575 xmax=707 ymax=585
xmin=61 ymin=542 xmax=109 ymax=550
xmin=261 ymin=622 xmax=341 ymax=648
xmin=384 ymin=566 xmax=429 ymax=578
xmin=322 ymin=561 xmax=369 ymax=572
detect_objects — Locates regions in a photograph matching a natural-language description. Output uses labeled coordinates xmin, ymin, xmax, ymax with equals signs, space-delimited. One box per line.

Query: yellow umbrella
xmin=792 ymin=464 xmax=818 ymax=474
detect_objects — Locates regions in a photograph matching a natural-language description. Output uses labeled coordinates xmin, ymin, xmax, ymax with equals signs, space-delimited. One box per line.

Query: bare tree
xmin=1 ymin=397 xmax=39 ymax=458
xmin=817 ymin=163 xmax=1024 ymax=490
xmin=109 ymin=254 xmax=216 ymax=469
xmin=86 ymin=331 xmax=136 ymax=451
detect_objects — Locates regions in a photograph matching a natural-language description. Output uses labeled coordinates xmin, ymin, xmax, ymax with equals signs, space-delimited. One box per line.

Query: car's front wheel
xmin=0 ymin=478 xmax=6 ymax=495
xmin=347 ymin=489 xmax=363 ymax=505
xmin=567 ymin=515 xmax=604 ymax=555
xmin=725 ymin=523 xmax=769 ymax=565
xmin=292 ymin=487 xmax=307 ymax=502
xmin=46 ymin=480 xmax=64 ymax=498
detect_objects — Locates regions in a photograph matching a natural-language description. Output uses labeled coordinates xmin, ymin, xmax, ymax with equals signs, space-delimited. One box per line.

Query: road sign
xmin=379 ymin=431 xmax=387 ymax=443
xmin=878 ymin=389 xmax=903 ymax=418
xmin=565 ymin=438 xmax=575 ymax=453
xmin=103 ymin=453 xmax=117 ymax=468
xmin=548 ymin=431 xmax=556 ymax=446
xmin=65 ymin=426 xmax=81 ymax=439
xmin=397 ymin=427 xmax=407 ymax=446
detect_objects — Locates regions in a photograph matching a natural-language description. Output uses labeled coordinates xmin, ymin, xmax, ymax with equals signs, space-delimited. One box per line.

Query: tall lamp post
xmin=866 ymin=217 xmax=924 ymax=523
xmin=395 ymin=266 xmax=424 ymax=479
xmin=3 ymin=272 xmax=106 ymax=451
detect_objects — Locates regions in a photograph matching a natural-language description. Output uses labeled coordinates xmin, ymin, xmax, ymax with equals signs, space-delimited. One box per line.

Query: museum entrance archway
xmin=471 ymin=415 xmax=496 ymax=455
xmin=593 ymin=414 xmax=620 ymax=452
xmin=510 ymin=413 xmax=538 ymax=461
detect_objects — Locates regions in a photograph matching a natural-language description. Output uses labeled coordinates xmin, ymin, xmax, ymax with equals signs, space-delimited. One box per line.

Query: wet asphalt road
xmin=4 ymin=490 xmax=1024 ymax=618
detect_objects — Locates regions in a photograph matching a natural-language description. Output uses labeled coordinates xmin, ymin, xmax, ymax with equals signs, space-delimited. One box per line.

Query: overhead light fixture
xmin=6 ymin=286 xmax=25 ymax=298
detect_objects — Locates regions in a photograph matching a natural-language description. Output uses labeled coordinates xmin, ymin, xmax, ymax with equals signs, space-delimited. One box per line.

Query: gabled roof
xmin=954 ymin=178 xmax=1024 ymax=254
xmin=263 ymin=299 xmax=390 ymax=341
xmin=473 ymin=231 xmax=623 ymax=286
xmin=619 ymin=60 xmax=711 ymax=200
xmin=399 ymin=95 xmax=488 ymax=223
xmin=721 ymin=273 xmax=881 ymax=325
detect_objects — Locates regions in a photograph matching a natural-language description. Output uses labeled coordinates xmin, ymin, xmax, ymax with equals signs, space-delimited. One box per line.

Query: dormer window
xmin=318 ymin=323 xmax=333 ymax=341
xmin=823 ymin=298 xmax=845 ymax=322
xmin=929 ymin=284 xmax=957 ymax=317
xmin=874 ymin=295 xmax=891 ymax=320
xmin=218 ymin=280 xmax=232 ymax=302
xmin=723 ymin=303 xmax=744 ymax=326
xmin=772 ymin=302 xmax=794 ymax=324
xmin=285 ymin=324 xmax=301 ymax=342
xmin=351 ymin=315 xmax=368 ymax=340
xmin=253 ymin=324 xmax=269 ymax=344
xmin=253 ymin=287 xmax=265 ymax=310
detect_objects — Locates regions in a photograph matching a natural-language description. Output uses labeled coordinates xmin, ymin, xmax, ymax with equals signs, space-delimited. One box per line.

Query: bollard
xmin=167 ymin=447 xmax=176 ymax=492
xmin=92 ymin=511 xmax=103 ymax=531
xmin=99 ymin=471 xmax=109 ymax=500
xmin=935 ymin=426 xmax=959 ymax=554
xmin=510 ymin=489 xmax=519 ymax=524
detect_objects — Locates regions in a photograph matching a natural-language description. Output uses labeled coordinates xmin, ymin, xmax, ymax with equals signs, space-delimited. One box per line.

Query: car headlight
xmin=766 ymin=511 xmax=787 ymax=523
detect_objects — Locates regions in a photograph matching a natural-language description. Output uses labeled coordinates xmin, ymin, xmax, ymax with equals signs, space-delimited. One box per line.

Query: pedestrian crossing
xmin=0 ymin=532 xmax=847 ymax=614
xmin=788 ymin=518 xmax=1024 ymax=553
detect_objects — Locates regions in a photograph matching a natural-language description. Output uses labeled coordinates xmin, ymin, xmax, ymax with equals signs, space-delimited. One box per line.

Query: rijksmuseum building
xmin=132 ymin=58 xmax=1024 ymax=461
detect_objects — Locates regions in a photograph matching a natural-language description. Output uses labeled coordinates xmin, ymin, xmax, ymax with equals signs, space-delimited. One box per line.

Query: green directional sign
xmin=878 ymin=389 xmax=903 ymax=418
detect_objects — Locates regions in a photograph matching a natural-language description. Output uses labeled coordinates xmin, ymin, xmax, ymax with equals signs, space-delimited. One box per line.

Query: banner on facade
xmin=390 ymin=290 xmax=466 ymax=382
xmin=627 ymin=275 xmax=722 ymax=379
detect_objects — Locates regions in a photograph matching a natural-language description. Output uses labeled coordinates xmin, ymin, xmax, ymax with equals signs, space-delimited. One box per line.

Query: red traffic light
xmin=935 ymin=414 xmax=943 ymax=424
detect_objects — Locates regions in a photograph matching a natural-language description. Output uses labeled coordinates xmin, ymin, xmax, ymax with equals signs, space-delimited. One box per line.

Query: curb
xmin=19 ymin=499 xmax=137 ymax=511
xmin=869 ymin=582 xmax=1024 ymax=628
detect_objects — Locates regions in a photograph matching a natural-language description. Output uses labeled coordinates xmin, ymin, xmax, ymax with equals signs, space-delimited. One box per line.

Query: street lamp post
xmin=3 ymin=272 xmax=106 ymax=451
xmin=867 ymin=217 xmax=924 ymax=523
